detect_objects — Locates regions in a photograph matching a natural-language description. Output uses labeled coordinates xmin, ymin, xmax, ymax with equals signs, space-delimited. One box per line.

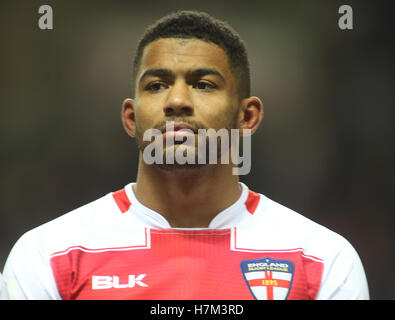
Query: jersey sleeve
xmin=315 ymin=239 xmax=369 ymax=300
xmin=2 ymin=231 xmax=61 ymax=300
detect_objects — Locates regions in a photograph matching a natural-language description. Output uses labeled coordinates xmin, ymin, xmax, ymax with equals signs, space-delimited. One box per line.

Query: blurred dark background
xmin=0 ymin=0 xmax=394 ymax=299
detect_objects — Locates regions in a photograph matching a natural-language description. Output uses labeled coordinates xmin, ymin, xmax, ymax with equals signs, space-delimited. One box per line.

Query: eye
xmin=193 ymin=81 xmax=215 ymax=90
xmin=146 ymin=82 xmax=167 ymax=91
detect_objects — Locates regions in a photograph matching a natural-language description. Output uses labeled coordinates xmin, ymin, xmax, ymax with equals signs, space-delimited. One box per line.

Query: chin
xmin=153 ymin=162 xmax=208 ymax=172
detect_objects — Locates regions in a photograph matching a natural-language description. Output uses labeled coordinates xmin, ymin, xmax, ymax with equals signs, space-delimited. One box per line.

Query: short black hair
xmin=132 ymin=10 xmax=250 ymax=99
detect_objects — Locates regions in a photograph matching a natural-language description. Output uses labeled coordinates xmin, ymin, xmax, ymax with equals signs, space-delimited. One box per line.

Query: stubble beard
xmin=135 ymin=117 xmax=238 ymax=172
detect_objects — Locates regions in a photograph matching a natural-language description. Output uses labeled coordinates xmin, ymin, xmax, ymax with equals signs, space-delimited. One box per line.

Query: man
xmin=1 ymin=11 xmax=368 ymax=300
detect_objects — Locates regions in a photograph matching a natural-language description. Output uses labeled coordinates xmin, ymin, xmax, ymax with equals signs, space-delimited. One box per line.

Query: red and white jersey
xmin=1 ymin=183 xmax=369 ymax=300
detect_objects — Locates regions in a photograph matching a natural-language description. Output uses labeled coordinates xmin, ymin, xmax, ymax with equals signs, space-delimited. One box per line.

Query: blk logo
xmin=91 ymin=274 xmax=148 ymax=289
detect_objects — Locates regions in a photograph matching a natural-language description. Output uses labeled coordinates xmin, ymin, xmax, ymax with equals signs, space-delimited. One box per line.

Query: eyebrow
xmin=138 ymin=67 xmax=225 ymax=84
xmin=138 ymin=68 xmax=174 ymax=83
xmin=187 ymin=68 xmax=225 ymax=82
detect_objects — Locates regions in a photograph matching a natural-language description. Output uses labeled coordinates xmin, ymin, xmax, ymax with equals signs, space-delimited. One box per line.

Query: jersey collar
xmin=122 ymin=182 xmax=253 ymax=229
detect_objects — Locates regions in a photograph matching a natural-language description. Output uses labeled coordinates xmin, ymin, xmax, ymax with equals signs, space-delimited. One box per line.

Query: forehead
xmin=138 ymin=38 xmax=232 ymax=78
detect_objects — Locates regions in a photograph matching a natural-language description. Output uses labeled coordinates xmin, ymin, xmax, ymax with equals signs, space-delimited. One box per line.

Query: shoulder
xmin=245 ymin=191 xmax=358 ymax=259
xmin=241 ymin=190 xmax=369 ymax=299
xmin=10 ymin=190 xmax=124 ymax=259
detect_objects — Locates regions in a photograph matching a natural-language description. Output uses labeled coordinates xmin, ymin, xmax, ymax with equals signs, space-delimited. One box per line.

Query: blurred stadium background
xmin=0 ymin=0 xmax=394 ymax=299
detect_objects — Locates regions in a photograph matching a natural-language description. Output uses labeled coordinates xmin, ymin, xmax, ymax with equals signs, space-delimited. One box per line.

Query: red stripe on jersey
xmin=232 ymin=228 xmax=324 ymax=263
xmin=112 ymin=188 xmax=131 ymax=213
xmin=50 ymin=228 xmax=324 ymax=300
xmin=244 ymin=190 xmax=260 ymax=214
xmin=50 ymin=228 xmax=150 ymax=258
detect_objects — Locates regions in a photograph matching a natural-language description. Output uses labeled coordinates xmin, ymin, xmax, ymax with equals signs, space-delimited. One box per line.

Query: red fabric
xmin=244 ymin=190 xmax=260 ymax=214
xmin=50 ymin=229 xmax=323 ymax=300
xmin=112 ymin=189 xmax=131 ymax=213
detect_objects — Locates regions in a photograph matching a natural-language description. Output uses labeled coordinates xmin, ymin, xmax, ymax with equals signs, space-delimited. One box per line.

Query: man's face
xmin=131 ymin=38 xmax=241 ymax=166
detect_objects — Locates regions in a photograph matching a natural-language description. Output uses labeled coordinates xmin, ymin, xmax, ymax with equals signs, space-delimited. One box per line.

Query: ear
xmin=238 ymin=96 xmax=263 ymax=135
xmin=121 ymin=98 xmax=136 ymax=138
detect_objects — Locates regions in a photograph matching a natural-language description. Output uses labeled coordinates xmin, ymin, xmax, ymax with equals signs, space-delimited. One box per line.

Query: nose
xmin=163 ymin=81 xmax=194 ymax=117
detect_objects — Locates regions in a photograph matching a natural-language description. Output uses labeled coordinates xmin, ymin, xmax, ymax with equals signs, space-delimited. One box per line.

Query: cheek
xmin=199 ymin=99 xmax=239 ymax=130
xmin=134 ymin=101 xmax=159 ymax=131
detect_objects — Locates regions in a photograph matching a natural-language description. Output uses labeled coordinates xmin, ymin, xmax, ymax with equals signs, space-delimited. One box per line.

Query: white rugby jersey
xmin=1 ymin=183 xmax=369 ymax=300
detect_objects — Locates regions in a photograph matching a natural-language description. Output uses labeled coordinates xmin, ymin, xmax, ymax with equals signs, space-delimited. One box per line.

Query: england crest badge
xmin=240 ymin=257 xmax=295 ymax=300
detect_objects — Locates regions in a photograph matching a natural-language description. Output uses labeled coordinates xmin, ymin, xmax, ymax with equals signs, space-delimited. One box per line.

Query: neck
xmin=133 ymin=155 xmax=241 ymax=228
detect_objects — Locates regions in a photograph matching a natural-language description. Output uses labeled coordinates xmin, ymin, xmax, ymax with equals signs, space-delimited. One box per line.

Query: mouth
xmin=158 ymin=122 xmax=198 ymax=144
xmin=160 ymin=122 xmax=198 ymax=135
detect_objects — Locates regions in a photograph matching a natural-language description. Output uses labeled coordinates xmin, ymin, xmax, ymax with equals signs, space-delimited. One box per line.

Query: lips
xmin=160 ymin=123 xmax=197 ymax=134
xmin=159 ymin=122 xmax=197 ymax=144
